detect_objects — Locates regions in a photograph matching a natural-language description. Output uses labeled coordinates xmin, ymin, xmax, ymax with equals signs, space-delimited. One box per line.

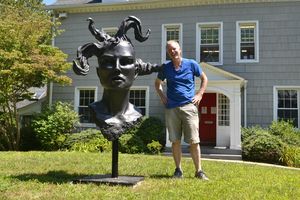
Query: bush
xmin=63 ymin=129 xmax=111 ymax=153
xmin=118 ymin=117 xmax=165 ymax=154
xmin=147 ymin=140 xmax=163 ymax=154
xmin=242 ymin=130 xmax=284 ymax=164
xmin=268 ymin=120 xmax=300 ymax=146
xmin=118 ymin=134 xmax=145 ymax=154
xmin=31 ymin=102 xmax=79 ymax=151
xmin=241 ymin=125 xmax=264 ymax=142
xmin=280 ymin=145 xmax=300 ymax=167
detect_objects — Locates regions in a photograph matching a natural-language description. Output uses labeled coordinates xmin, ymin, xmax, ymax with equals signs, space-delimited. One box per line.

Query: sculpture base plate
xmin=72 ymin=174 xmax=144 ymax=187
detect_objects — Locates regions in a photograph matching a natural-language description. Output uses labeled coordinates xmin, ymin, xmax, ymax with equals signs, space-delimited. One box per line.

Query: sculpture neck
xmin=102 ymin=89 xmax=130 ymax=116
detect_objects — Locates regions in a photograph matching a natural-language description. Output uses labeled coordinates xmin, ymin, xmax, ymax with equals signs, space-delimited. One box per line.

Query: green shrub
xmin=147 ymin=140 xmax=163 ymax=154
xmin=268 ymin=120 xmax=300 ymax=146
xmin=135 ymin=117 xmax=165 ymax=146
xmin=242 ymin=130 xmax=284 ymax=164
xmin=280 ymin=145 xmax=300 ymax=167
xmin=63 ymin=129 xmax=111 ymax=152
xmin=118 ymin=134 xmax=145 ymax=154
xmin=241 ymin=125 xmax=264 ymax=142
xmin=118 ymin=117 xmax=165 ymax=154
xmin=31 ymin=102 xmax=79 ymax=151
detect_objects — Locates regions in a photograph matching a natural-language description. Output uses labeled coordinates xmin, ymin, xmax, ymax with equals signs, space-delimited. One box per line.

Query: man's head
xmin=166 ymin=40 xmax=182 ymax=61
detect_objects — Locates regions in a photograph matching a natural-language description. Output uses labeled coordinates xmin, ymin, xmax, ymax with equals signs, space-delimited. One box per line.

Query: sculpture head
xmin=73 ymin=16 xmax=150 ymax=78
xmin=97 ymin=40 xmax=137 ymax=90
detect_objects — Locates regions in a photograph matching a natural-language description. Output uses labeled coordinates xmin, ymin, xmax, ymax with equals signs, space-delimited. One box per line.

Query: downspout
xmin=243 ymin=81 xmax=248 ymax=127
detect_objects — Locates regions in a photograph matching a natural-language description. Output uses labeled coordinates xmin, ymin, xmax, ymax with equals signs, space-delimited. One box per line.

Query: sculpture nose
xmin=115 ymin=58 xmax=121 ymax=71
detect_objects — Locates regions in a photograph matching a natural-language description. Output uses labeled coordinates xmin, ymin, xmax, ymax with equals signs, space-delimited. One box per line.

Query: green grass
xmin=0 ymin=151 xmax=299 ymax=200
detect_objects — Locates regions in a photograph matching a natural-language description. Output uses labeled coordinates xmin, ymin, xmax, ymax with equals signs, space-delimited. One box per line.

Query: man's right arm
xmin=155 ymin=78 xmax=167 ymax=105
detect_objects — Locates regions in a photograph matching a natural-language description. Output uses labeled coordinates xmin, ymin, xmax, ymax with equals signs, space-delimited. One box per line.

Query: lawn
xmin=0 ymin=151 xmax=299 ymax=200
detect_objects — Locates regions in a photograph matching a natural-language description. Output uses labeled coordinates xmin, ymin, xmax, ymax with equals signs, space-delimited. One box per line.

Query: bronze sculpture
xmin=73 ymin=16 xmax=161 ymax=141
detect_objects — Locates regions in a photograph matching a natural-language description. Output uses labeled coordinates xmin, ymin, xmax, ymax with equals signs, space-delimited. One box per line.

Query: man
xmin=155 ymin=40 xmax=208 ymax=180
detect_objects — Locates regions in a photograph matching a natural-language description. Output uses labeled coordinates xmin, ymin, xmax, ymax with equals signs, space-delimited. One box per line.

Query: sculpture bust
xmin=73 ymin=16 xmax=161 ymax=140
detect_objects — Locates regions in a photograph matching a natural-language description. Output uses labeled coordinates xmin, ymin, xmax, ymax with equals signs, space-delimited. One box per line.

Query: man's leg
xmin=190 ymin=143 xmax=201 ymax=172
xmin=172 ymin=140 xmax=182 ymax=169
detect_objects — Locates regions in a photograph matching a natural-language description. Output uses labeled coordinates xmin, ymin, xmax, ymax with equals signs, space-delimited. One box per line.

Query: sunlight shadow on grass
xmin=11 ymin=170 xmax=89 ymax=184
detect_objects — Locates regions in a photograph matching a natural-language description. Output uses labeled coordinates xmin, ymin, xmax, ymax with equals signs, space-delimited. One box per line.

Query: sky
xmin=43 ymin=0 xmax=56 ymax=5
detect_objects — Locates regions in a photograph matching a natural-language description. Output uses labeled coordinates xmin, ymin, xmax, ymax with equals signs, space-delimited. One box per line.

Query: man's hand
xmin=155 ymin=78 xmax=167 ymax=105
xmin=192 ymin=91 xmax=203 ymax=106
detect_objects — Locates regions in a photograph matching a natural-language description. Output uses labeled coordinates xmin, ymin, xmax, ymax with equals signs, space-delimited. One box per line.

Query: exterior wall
xmin=52 ymin=1 xmax=300 ymax=128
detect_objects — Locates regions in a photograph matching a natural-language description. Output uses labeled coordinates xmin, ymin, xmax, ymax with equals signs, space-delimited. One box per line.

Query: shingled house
xmin=46 ymin=0 xmax=300 ymax=150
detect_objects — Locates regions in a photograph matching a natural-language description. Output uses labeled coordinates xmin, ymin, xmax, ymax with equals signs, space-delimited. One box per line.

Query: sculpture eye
xmin=120 ymin=57 xmax=134 ymax=66
xmin=100 ymin=56 xmax=115 ymax=68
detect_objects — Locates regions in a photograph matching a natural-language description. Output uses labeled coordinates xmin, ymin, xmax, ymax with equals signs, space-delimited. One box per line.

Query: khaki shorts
xmin=165 ymin=103 xmax=200 ymax=144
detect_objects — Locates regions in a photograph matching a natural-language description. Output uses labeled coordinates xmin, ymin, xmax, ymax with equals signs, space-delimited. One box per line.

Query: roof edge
xmin=46 ymin=0 xmax=300 ymax=13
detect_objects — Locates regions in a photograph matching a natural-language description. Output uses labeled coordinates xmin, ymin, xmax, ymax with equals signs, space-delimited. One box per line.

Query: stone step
xmin=163 ymin=145 xmax=242 ymax=160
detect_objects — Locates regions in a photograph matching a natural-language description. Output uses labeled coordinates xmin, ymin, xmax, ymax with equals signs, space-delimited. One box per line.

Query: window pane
xmin=240 ymin=24 xmax=256 ymax=60
xmin=277 ymin=89 xmax=299 ymax=127
xmin=200 ymin=26 xmax=220 ymax=63
xmin=129 ymin=89 xmax=146 ymax=115
xmin=200 ymin=46 xmax=219 ymax=62
xmin=78 ymin=89 xmax=95 ymax=123
xmin=218 ymin=94 xmax=230 ymax=126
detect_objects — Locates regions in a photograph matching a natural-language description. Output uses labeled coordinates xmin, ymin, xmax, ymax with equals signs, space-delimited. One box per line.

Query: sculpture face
xmin=97 ymin=41 xmax=136 ymax=90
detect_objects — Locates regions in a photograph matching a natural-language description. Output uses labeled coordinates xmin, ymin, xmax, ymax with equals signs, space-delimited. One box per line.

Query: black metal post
xmin=111 ymin=139 xmax=119 ymax=178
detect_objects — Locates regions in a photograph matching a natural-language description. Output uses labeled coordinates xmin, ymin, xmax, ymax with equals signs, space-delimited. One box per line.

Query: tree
xmin=0 ymin=0 xmax=72 ymax=150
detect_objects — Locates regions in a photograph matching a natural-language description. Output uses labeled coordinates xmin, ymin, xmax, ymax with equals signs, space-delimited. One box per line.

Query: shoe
xmin=195 ymin=170 xmax=209 ymax=180
xmin=173 ymin=168 xmax=183 ymax=178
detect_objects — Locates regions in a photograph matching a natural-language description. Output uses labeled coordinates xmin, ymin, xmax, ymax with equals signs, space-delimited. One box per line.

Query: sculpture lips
xmin=112 ymin=76 xmax=125 ymax=82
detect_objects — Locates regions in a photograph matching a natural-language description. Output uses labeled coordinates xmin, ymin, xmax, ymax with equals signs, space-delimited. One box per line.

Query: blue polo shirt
xmin=157 ymin=58 xmax=202 ymax=108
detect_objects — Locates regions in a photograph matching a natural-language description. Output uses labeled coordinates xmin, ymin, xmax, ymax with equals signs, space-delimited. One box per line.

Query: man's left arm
xmin=192 ymin=71 xmax=208 ymax=105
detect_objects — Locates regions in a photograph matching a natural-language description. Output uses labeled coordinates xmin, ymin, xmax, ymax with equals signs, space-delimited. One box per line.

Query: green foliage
xmin=147 ymin=140 xmax=163 ymax=154
xmin=242 ymin=121 xmax=300 ymax=167
xmin=118 ymin=117 xmax=165 ymax=154
xmin=241 ymin=125 xmax=264 ymax=142
xmin=118 ymin=134 xmax=145 ymax=154
xmin=280 ymin=145 xmax=300 ymax=168
xmin=242 ymin=130 xmax=284 ymax=164
xmin=63 ymin=129 xmax=111 ymax=153
xmin=268 ymin=120 xmax=300 ymax=146
xmin=135 ymin=117 xmax=165 ymax=145
xmin=0 ymin=1 xmax=71 ymax=150
xmin=31 ymin=102 xmax=79 ymax=150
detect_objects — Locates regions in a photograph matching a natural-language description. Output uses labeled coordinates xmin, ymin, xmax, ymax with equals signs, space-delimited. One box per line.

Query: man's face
xmin=167 ymin=42 xmax=182 ymax=61
xmin=97 ymin=41 xmax=136 ymax=90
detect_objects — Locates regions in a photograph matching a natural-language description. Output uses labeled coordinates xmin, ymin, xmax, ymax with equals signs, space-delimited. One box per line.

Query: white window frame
xmin=74 ymin=86 xmax=98 ymax=127
xmin=161 ymin=23 xmax=183 ymax=63
xmin=129 ymin=86 xmax=149 ymax=117
xmin=196 ymin=22 xmax=223 ymax=65
xmin=236 ymin=20 xmax=259 ymax=63
xmin=273 ymin=86 xmax=300 ymax=128
xmin=218 ymin=93 xmax=230 ymax=126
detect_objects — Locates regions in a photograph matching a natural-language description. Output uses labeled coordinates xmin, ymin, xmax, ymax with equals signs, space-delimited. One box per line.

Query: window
xmin=162 ymin=24 xmax=182 ymax=63
xmin=129 ymin=87 xmax=149 ymax=116
xmin=196 ymin=22 xmax=223 ymax=65
xmin=218 ymin=94 xmax=230 ymax=126
xmin=274 ymin=87 xmax=299 ymax=127
xmin=236 ymin=21 xmax=259 ymax=63
xmin=75 ymin=87 xmax=97 ymax=124
xmin=102 ymin=27 xmax=118 ymax=37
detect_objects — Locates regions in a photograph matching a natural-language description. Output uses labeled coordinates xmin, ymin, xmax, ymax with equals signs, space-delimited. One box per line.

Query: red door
xmin=199 ymin=93 xmax=216 ymax=145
